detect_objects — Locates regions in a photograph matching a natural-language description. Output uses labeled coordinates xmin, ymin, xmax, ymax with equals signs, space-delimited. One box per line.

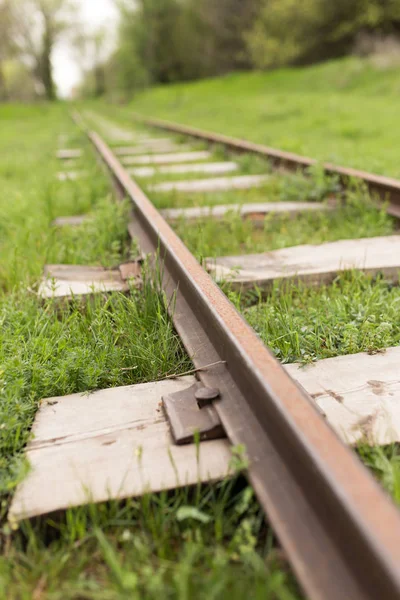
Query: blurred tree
xmin=3 ymin=60 xmax=37 ymax=101
xmin=73 ymin=27 xmax=110 ymax=97
xmin=196 ymin=0 xmax=259 ymax=73
xmin=0 ymin=0 xmax=15 ymax=99
xmin=98 ymin=0 xmax=260 ymax=98
xmin=245 ymin=0 xmax=400 ymax=69
xmin=11 ymin=0 xmax=77 ymax=100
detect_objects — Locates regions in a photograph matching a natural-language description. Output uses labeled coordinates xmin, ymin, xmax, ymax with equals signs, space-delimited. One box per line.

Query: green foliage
xmin=94 ymin=0 xmax=258 ymax=98
xmin=118 ymin=56 xmax=400 ymax=177
xmin=172 ymin=183 xmax=394 ymax=260
xmin=359 ymin=445 xmax=400 ymax=504
xmin=6 ymin=0 xmax=78 ymax=100
xmin=0 ymin=283 xmax=191 ymax=493
xmin=0 ymin=104 xmax=303 ymax=600
xmin=0 ymin=105 xmax=191 ymax=494
xmin=245 ymin=0 xmax=400 ymax=68
xmin=244 ymin=272 xmax=400 ymax=364
xmin=80 ymin=0 xmax=400 ymax=96
xmin=1 ymin=481 xmax=301 ymax=599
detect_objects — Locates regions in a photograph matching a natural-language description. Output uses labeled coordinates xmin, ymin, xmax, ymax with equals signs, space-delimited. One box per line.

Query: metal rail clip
xmin=162 ymin=383 xmax=226 ymax=445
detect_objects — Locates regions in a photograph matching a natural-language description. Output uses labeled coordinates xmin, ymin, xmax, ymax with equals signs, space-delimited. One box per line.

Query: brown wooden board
xmin=126 ymin=151 xmax=211 ymax=165
xmin=52 ymin=215 xmax=90 ymax=227
xmin=118 ymin=143 xmax=189 ymax=157
xmin=114 ymin=139 xmax=179 ymax=154
xmin=9 ymin=377 xmax=232 ymax=521
xmin=285 ymin=347 xmax=400 ymax=446
xmin=161 ymin=201 xmax=330 ymax=222
xmin=206 ymin=235 xmax=400 ymax=291
xmin=38 ymin=264 xmax=140 ymax=299
xmin=56 ymin=149 xmax=82 ymax=159
xmin=57 ymin=171 xmax=85 ymax=181
xmin=132 ymin=161 xmax=239 ymax=178
xmin=149 ymin=174 xmax=270 ymax=193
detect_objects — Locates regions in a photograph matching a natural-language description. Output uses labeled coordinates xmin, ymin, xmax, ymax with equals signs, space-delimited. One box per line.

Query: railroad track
xmin=9 ymin=110 xmax=400 ymax=599
xmin=134 ymin=114 xmax=400 ymax=218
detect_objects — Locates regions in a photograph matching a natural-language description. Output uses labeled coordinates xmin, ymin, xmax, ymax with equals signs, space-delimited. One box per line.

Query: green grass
xmin=240 ymin=271 xmax=400 ymax=503
xmin=0 ymin=284 xmax=190 ymax=494
xmin=2 ymin=99 xmax=399 ymax=597
xmin=130 ymin=147 xmax=272 ymax=184
xmin=0 ymin=105 xmax=301 ymax=599
xmin=80 ymin=110 xmax=400 ymax=506
xmin=48 ymin=198 xmax=134 ymax=266
xmin=241 ymin=271 xmax=400 ymax=364
xmin=0 ymin=110 xmax=128 ymax=291
xmin=144 ymin=164 xmax=340 ymax=211
xmin=0 ymin=105 xmax=190 ymax=493
xmin=117 ymin=56 xmax=400 ymax=178
xmin=1 ymin=479 xmax=300 ymax=600
xmin=173 ymin=188 xmax=394 ymax=260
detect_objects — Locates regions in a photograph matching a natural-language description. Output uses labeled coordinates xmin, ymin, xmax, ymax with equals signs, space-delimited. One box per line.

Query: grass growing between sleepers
xmin=124 ymin=57 xmax=400 ymax=179
xmin=145 ymin=163 xmax=339 ymax=211
xmin=0 ymin=105 xmax=302 ymax=599
xmin=0 ymin=477 xmax=301 ymax=600
xmin=0 ymin=107 xmax=129 ymax=291
xmin=237 ymin=270 xmax=400 ymax=503
xmin=0 ymin=282 xmax=191 ymax=494
xmin=0 ymin=105 xmax=191 ymax=495
xmin=241 ymin=271 xmax=400 ymax=364
xmin=174 ymin=185 xmax=394 ymax=260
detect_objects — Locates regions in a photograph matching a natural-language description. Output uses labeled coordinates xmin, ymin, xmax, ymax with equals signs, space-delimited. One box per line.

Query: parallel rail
xmin=134 ymin=114 xmax=400 ymax=218
xmin=74 ymin=112 xmax=400 ymax=600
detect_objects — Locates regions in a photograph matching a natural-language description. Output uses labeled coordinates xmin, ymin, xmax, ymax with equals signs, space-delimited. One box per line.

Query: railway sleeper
xmin=56 ymin=148 xmax=83 ymax=159
xmin=51 ymin=215 xmax=92 ymax=227
xmin=113 ymin=139 xmax=181 ymax=155
xmin=8 ymin=376 xmax=232 ymax=522
xmin=206 ymin=234 xmax=400 ymax=291
xmin=9 ymin=343 xmax=400 ymax=522
xmin=117 ymin=142 xmax=190 ymax=156
xmin=148 ymin=173 xmax=270 ymax=193
xmin=37 ymin=261 xmax=142 ymax=300
xmin=161 ymin=200 xmax=333 ymax=223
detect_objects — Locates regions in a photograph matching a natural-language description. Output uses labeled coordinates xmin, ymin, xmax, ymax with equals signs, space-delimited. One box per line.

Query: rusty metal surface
xmin=118 ymin=261 xmax=141 ymax=281
xmin=162 ymin=382 xmax=225 ymax=445
xmin=74 ymin=113 xmax=400 ymax=600
xmin=136 ymin=115 xmax=400 ymax=213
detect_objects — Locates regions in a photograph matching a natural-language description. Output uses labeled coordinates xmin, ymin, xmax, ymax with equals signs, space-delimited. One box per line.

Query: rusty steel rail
xmin=133 ymin=114 xmax=400 ymax=218
xmin=73 ymin=112 xmax=400 ymax=600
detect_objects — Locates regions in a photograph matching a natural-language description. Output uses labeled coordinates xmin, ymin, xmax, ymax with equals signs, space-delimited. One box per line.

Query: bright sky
xmin=53 ymin=0 xmax=118 ymax=97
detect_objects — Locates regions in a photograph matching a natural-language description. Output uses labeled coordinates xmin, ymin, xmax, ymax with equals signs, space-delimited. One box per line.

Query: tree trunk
xmin=94 ymin=65 xmax=105 ymax=96
xmin=41 ymin=12 xmax=56 ymax=100
xmin=0 ymin=61 xmax=8 ymax=101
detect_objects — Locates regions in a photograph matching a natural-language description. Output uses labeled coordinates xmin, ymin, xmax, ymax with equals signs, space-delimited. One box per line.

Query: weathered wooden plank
xmin=207 ymin=236 xmax=400 ymax=290
xmin=83 ymin=112 xmax=136 ymax=142
xmin=113 ymin=138 xmax=178 ymax=151
xmin=38 ymin=264 xmax=139 ymax=299
xmin=56 ymin=149 xmax=83 ymax=159
xmin=114 ymin=139 xmax=175 ymax=152
xmin=58 ymin=134 xmax=70 ymax=144
xmin=57 ymin=171 xmax=85 ymax=181
xmin=285 ymin=347 xmax=400 ymax=446
xmin=126 ymin=151 xmax=212 ymax=165
xmin=149 ymin=174 xmax=270 ymax=193
xmin=9 ymin=377 xmax=232 ymax=521
xmin=111 ymin=135 xmax=162 ymax=145
xmin=115 ymin=141 xmax=187 ymax=156
xmin=58 ymin=159 xmax=80 ymax=169
xmin=120 ymin=145 xmax=190 ymax=161
xmin=161 ymin=201 xmax=329 ymax=222
xmin=52 ymin=215 xmax=90 ymax=227
xmin=132 ymin=161 xmax=239 ymax=178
